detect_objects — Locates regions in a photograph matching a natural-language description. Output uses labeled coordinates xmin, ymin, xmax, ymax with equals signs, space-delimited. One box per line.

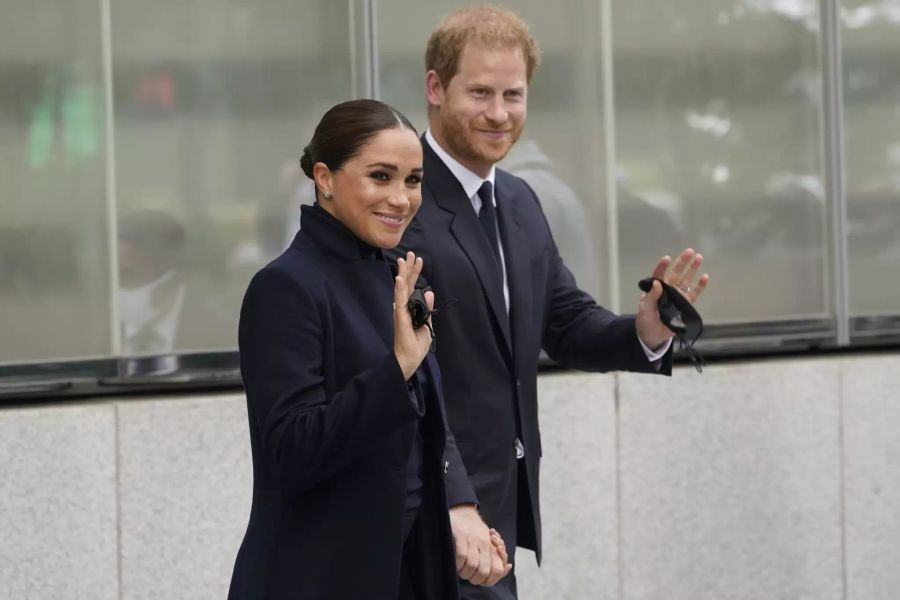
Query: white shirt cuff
xmin=639 ymin=336 xmax=672 ymax=362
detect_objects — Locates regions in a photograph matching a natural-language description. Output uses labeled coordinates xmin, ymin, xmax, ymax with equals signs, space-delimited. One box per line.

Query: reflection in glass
xmin=111 ymin=1 xmax=355 ymax=356
xmin=843 ymin=0 xmax=900 ymax=316
xmin=501 ymin=139 xmax=600 ymax=295
xmin=613 ymin=0 xmax=827 ymax=322
xmin=0 ymin=1 xmax=111 ymax=363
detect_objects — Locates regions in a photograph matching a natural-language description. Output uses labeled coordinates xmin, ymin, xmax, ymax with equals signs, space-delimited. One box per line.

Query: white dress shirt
xmin=423 ymin=129 xmax=670 ymax=362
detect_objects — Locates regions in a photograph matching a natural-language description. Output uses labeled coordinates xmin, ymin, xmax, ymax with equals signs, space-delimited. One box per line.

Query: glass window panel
xmin=111 ymin=0 xmax=355 ymax=359
xmin=842 ymin=0 xmax=900 ymax=317
xmin=378 ymin=1 xmax=609 ymax=301
xmin=0 ymin=1 xmax=111 ymax=364
xmin=612 ymin=1 xmax=828 ymax=322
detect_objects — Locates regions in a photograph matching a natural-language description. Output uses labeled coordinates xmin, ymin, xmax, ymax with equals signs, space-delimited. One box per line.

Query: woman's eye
xmin=406 ymin=175 xmax=422 ymax=185
xmin=369 ymin=171 xmax=390 ymax=182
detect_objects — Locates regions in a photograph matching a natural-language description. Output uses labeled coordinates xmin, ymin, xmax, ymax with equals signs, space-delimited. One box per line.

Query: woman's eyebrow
xmin=365 ymin=162 xmax=398 ymax=170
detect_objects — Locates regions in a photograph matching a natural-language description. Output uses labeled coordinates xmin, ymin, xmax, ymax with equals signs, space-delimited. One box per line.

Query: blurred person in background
xmin=118 ymin=209 xmax=188 ymax=359
xmin=501 ymin=138 xmax=600 ymax=295
xmin=117 ymin=209 xmax=227 ymax=373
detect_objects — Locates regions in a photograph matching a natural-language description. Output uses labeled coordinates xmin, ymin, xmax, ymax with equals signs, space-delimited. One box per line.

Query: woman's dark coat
xmin=228 ymin=205 xmax=474 ymax=599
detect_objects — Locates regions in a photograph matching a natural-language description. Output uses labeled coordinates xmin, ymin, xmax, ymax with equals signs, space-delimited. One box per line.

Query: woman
xmin=228 ymin=99 xmax=507 ymax=599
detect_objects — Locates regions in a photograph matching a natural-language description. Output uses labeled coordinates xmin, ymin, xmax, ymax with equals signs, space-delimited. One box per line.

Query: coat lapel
xmin=298 ymin=204 xmax=396 ymax=352
xmin=422 ymin=139 xmax=513 ymax=357
xmin=495 ymin=173 xmax=533 ymax=375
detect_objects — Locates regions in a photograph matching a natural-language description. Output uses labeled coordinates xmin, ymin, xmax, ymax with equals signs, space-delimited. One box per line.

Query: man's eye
xmin=370 ymin=171 xmax=390 ymax=182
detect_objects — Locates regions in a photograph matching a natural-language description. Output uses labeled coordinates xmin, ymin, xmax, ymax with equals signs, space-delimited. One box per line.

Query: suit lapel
xmin=495 ymin=174 xmax=533 ymax=375
xmin=422 ymin=139 xmax=513 ymax=357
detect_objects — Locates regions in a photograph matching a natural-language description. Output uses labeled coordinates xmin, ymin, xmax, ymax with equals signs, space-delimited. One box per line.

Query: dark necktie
xmin=477 ymin=181 xmax=502 ymax=269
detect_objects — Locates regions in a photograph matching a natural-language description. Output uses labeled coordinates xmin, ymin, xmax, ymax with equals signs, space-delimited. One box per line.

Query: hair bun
xmin=299 ymin=145 xmax=314 ymax=178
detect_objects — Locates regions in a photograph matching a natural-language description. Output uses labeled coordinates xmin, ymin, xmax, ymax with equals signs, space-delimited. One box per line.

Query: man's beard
xmin=440 ymin=111 xmax=522 ymax=169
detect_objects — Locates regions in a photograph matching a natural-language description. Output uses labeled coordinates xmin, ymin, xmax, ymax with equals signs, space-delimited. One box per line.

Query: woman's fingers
xmin=396 ymin=252 xmax=429 ymax=315
xmin=396 ymin=252 xmax=423 ymax=297
xmin=402 ymin=251 xmax=415 ymax=282
xmin=393 ymin=261 xmax=407 ymax=307
xmin=410 ymin=254 xmax=423 ymax=286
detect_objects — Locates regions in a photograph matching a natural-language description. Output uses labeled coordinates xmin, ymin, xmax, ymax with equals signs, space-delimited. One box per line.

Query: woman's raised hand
xmin=393 ymin=251 xmax=435 ymax=380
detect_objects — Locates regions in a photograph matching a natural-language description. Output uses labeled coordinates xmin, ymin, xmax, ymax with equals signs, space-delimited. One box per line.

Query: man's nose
xmin=484 ymin=97 xmax=509 ymax=124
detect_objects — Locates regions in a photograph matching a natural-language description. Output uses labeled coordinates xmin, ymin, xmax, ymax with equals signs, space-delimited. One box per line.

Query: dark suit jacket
xmin=392 ymin=137 xmax=672 ymax=563
xmin=228 ymin=204 xmax=473 ymax=600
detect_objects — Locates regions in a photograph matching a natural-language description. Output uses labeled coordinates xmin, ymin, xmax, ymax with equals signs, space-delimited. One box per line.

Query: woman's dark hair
xmin=300 ymin=99 xmax=418 ymax=195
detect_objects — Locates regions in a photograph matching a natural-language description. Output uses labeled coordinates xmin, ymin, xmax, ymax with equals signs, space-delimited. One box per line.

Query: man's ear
xmin=425 ymin=70 xmax=445 ymax=109
xmin=312 ymin=162 xmax=333 ymax=199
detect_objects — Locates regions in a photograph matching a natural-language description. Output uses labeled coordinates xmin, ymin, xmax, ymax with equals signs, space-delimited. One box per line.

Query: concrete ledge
xmin=117 ymin=394 xmax=251 ymax=600
xmin=0 ymin=403 xmax=118 ymax=600
xmin=617 ymin=359 xmax=844 ymax=600
xmin=3 ymin=353 xmax=900 ymax=599
xmin=517 ymin=371 xmax=618 ymax=600
xmin=842 ymin=354 xmax=900 ymax=600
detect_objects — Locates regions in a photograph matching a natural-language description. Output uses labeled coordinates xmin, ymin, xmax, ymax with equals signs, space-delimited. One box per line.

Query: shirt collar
xmin=425 ymin=129 xmax=496 ymax=202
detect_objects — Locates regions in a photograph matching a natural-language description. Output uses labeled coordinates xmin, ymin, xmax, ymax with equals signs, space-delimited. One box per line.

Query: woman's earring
xmin=323 ymin=191 xmax=332 ymax=199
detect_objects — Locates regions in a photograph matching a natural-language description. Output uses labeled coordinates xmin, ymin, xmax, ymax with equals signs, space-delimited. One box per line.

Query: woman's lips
xmin=374 ymin=212 xmax=404 ymax=227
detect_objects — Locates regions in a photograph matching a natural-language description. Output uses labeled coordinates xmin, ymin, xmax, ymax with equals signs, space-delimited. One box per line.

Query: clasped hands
xmin=636 ymin=248 xmax=710 ymax=350
xmin=449 ymin=504 xmax=512 ymax=586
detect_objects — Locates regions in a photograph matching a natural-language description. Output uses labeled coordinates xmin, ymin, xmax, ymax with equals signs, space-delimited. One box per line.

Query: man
xmin=391 ymin=5 xmax=709 ymax=599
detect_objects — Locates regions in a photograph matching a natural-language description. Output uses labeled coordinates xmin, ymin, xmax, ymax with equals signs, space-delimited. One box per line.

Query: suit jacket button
xmin=514 ymin=438 xmax=525 ymax=459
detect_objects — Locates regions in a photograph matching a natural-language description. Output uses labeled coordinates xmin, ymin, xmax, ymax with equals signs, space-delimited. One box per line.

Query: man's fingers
xmin=666 ymin=248 xmax=695 ymax=283
xmin=649 ymin=280 xmax=663 ymax=303
xmin=459 ymin=544 xmax=479 ymax=580
xmin=454 ymin=536 xmax=468 ymax=572
xmin=678 ymin=253 xmax=703 ymax=287
xmin=688 ymin=273 xmax=710 ymax=302
xmin=638 ymin=280 xmax=664 ymax=320
xmin=651 ymin=255 xmax=671 ymax=280
xmin=424 ymin=290 xmax=435 ymax=313
xmin=469 ymin=543 xmax=493 ymax=586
